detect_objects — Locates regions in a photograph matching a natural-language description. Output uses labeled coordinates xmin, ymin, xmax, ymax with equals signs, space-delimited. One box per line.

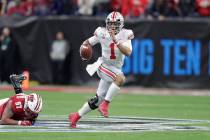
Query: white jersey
xmin=88 ymin=27 xmax=134 ymax=68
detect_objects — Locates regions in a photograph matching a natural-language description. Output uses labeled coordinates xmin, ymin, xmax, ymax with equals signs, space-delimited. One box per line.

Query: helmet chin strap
xmin=107 ymin=26 xmax=119 ymax=34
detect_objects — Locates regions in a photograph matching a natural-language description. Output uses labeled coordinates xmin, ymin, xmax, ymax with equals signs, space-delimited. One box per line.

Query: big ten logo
xmin=161 ymin=39 xmax=201 ymax=76
xmin=123 ymin=39 xmax=154 ymax=75
xmin=123 ymin=39 xmax=202 ymax=76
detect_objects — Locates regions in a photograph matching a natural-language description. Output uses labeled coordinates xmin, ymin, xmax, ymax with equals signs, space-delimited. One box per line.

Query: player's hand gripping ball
xmin=80 ymin=44 xmax=92 ymax=61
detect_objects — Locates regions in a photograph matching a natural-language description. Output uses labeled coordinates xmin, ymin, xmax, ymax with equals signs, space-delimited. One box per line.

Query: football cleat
xmin=10 ymin=74 xmax=27 ymax=89
xmin=69 ymin=112 xmax=81 ymax=128
xmin=98 ymin=100 xmax=109 ymax=118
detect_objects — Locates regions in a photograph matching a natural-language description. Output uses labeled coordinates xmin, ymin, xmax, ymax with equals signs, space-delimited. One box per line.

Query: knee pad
xmin=88 ymin=95 xmax=99 ymax=110
xmin=88 ymin=95 xmax=104 ymax=110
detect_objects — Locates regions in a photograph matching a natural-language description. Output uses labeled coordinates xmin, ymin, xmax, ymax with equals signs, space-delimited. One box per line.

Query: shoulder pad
xmin=124 ymin=29 xmax=134 ymax=40
xmin=94 ymin=27 xmax=101 ymax=37
xmin=94 ymin=27 xmax=107 ymax=37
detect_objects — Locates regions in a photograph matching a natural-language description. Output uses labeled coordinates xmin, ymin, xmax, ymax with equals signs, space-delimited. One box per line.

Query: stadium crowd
xmin=0 ymin=0 xmax=210 ymax=18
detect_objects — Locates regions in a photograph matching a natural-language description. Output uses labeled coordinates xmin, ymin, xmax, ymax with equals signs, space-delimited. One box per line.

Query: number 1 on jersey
xmin=109 ymin=43 xmax=116 ymax=59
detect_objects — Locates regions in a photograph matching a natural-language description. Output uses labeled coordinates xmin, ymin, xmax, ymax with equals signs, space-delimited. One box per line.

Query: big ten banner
xmin=123 ymin=20 xmax=210 ymax=88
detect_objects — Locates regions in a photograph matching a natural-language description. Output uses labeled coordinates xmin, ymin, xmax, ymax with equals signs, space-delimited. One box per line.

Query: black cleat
xmin=10 ymin=74 xmax=27 ymax=89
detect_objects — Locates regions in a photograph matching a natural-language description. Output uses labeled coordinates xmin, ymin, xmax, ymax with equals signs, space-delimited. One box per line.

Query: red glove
xmin=18 ymin=120 xmax=32 ymax=126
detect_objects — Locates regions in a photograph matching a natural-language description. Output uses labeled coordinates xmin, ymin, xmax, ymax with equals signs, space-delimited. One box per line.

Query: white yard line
xmin=1 ymin=116 xmax=210 ymax=132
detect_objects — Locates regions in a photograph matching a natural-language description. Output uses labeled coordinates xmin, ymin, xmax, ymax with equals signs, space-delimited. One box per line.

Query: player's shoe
xmin=10 ymin=74 xmax=26 ymax=89
xmin=98 ymin=100 xmax=109 ymax=118
xmin=69 ymin=112 xmax=81 ymax=128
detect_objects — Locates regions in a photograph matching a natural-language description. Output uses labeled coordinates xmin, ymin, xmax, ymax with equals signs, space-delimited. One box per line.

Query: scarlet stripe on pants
xmin=99 ymin=65 xmax=117 ymax=80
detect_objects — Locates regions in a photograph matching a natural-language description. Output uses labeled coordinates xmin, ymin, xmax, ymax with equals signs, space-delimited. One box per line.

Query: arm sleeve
xmin=122 ymin=40 xmax=132 ymax=52
xmin=88 ymin=36 xmax=99 ymax=46
xmin=88 ymin=27 xmax=101 ymax=46
xmin=127 ymin=30 xmax=134 ymax=40
xmin=120 ymin=29 xmax=134 ymax=52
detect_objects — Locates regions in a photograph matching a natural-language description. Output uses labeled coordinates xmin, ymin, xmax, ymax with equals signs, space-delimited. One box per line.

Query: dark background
xmin=0 ymin=16 xmax=210 ymax=88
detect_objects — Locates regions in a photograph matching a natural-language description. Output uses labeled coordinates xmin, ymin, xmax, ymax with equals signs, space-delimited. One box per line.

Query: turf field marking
xmin=1 ymin=116 xmax=210 ymax=132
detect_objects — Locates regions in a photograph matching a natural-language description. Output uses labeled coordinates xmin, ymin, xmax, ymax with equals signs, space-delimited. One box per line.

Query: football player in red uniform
xmin=0 ymin=74 xmax=43 ymax=126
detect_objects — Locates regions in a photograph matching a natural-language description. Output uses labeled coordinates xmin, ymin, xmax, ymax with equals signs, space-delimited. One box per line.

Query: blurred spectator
xmin=147 ymin=0 xmax=165 ymax=19
xmin=110 ymin=0 xmax=121 ymax=11
xmin=178 ymin=0 xmax=196 ymax=17
xmin=50 ymin=31 xmax=70 ymax=84
xmin=165 ymin=0 xmax=182 ymax=17
xmin=196 ymin=0 xmax=210 ymax=16
xmin=0 ymin=27 xmax=17 ymax=83
xmin=21 ymin=0 xmax=35 ymax=16
xmin=1 ymin=0 xmax=210 ymax=18
xmin=34 ymin=0 xmax=50 ymax=16
xmin=0 ymin=0 xmax=7 ymax=16
xmin=121 ymin=0 xmax=149 ymax=18
xmin=147 ymin=0 xmax=182 ymax=19
xmin=5 ymin=0 xmax=35 ymax=16
xmin=110 ymin=0 xmax=149 ymax=18
xmin=7 ymin=0 xmax=17 ymax=11
xmin=121 ymin=0 xmax=134 ymax=17
xmin=62 ymin=0 xmax=78 ymax=15
xmin=50 ymin=0 xmax=64 ymax=15
xmin=94 ymin=0 xmax=110 ymax=16
xmin=7 ymin=0 xmax=25 ymax=16
xmin=78 ymin=0 xmax=95 ymax=15
xmin=49 ymin=0 xmax=78 ymax=15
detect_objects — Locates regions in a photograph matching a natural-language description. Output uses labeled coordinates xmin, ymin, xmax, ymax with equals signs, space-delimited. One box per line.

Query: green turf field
xmin=0 ymin=89 xmax=210 ymax=140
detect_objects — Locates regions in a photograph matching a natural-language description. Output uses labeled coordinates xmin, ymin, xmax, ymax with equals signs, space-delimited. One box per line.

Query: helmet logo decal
xmin=34 ymin=94 xmax=41 ymax=111
xmin=28 ymin=94 xmax=34 ymax=102
xmin=112 ymin=12 xmax=116 ymax=20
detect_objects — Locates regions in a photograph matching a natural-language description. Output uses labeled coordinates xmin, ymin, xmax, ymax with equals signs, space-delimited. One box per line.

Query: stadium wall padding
xmin=0 ymin=17 xmax=210 ymax=88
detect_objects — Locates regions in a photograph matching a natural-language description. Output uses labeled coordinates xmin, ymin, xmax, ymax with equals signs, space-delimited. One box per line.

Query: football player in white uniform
xmin=69 ymin=11 xmax=134 ymax=128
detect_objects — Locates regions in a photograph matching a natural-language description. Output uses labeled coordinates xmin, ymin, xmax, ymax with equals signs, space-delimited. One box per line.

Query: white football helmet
xmin=25 ymin=93 xmax=43 ymax=114
xmin=106 ymin=11 xmax=124 ymax=34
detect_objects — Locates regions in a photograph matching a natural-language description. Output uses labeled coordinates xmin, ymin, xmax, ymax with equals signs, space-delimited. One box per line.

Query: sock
xmin=78 ymin=102 xmax=92 ymax=117
xmin=104 ymin=83 xmax=120 ymax=102
xmin=14 ymin=88 xmax=23 ymax=94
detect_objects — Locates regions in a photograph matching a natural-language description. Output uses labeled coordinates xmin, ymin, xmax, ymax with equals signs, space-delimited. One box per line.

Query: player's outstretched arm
xmin=1 ymin=100 xmax=18 ymax=125
xmin=0 ymin=100 xmax=31 ymax=126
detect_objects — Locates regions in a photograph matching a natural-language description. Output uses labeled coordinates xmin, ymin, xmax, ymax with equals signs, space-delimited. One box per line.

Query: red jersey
xmin=196 ymin=0 xmax=210 ymax=16
xmin=0 ymin=94 xmax=37 ymax=121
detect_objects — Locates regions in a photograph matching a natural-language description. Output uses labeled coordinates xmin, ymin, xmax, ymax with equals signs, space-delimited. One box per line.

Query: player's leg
xmin=104 ymin=73 xmax=125 ymax=101
xmin=97 ymin=65 xmax=125 ymax=117
xmin=10 ymin=74 xmax=26 ymax=94
xmin=78 ymin=79 xmax=110 ymax=116
xmin=69 ymin=79 xmax=111 ymax=128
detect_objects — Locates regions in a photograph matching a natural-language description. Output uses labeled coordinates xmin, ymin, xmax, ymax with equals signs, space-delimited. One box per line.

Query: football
xmin=80 ymin=44 xmax=92 ymax=61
